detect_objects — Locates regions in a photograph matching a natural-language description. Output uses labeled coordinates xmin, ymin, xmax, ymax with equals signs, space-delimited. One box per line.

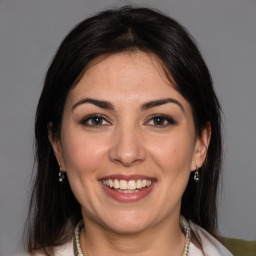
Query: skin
xmin=49 ymin=51 xmax=211 ymax=256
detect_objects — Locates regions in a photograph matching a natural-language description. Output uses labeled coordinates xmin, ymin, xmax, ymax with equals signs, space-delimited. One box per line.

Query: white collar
xmin=189 ymin=221 xmax=233 ymax=256
xmin=29 ymin=221 xmax=233 ymax=256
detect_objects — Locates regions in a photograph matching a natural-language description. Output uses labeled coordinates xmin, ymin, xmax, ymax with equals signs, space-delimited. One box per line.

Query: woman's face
xmin=50 ymin=51 xmax=209 ymax=234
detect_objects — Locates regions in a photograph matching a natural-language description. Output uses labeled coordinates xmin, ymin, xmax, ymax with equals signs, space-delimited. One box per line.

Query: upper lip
xmin=99 ymin=174 xmax=156 ymax=181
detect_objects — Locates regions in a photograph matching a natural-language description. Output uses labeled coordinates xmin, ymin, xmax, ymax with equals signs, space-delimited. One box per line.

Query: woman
xmin=25 ymin=6 xmax=232 ymax=256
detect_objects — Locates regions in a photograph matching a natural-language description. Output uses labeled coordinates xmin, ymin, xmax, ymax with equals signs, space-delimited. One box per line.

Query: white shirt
xmin=21 ymin=223 xmax=233 ymax=256
xmin=189 ymin=222 xmax=233 ymax=255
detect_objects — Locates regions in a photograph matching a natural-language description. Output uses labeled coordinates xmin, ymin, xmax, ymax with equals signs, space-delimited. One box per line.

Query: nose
xmin=109 ymin=125 xmax=146 ymax=167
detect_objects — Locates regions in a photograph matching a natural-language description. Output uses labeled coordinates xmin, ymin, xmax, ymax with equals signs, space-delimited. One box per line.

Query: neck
xmin=79 ymin=215 xmax=186 ymax=256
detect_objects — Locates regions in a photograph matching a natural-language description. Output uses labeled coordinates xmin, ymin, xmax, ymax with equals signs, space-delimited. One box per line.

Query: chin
xmin=106 ymin=221 xmax=150 ymax=235
xmin=99 ymin=211 xmax=155 ymax=235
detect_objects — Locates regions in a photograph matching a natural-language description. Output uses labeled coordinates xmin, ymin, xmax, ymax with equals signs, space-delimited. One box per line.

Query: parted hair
xmin=25 ymin=6 xmax=222 ymax=255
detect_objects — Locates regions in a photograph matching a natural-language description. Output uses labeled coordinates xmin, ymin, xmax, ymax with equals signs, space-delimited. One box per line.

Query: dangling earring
xmin=58 ymin=166 xmax=65 ymax=182
xmin=193 ymin=166 xmax=200 ymax=183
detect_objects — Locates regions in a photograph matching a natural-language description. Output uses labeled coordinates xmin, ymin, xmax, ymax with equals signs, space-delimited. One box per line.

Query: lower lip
xmin=100 ymin=182 xmax=155 ymax=202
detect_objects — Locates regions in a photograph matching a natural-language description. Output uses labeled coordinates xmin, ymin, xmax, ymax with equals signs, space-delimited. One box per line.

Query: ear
xmin=191 ymin=122 xmax=211 ymax=171
xmin=47 ymin=122 xmax=66 ymax=171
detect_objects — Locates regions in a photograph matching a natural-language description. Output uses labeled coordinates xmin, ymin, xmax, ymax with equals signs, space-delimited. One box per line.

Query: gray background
xmin=0 ymin=0 xmax=255 ymax=255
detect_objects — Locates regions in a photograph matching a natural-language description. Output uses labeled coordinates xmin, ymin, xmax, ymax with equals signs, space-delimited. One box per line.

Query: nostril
xmin=109 ymin=142 xmax=146 ymax=166
xmin=108 ymin=128 xmax=146 ymax=166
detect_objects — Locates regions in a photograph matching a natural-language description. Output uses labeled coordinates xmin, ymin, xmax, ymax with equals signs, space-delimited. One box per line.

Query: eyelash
xmin=145 ymin=114 xmax=176 ymax=127
xmin=80 ymin=114 xmax=176 ymax=128
xmin=80 ymin=114 xmax=110 ymax=127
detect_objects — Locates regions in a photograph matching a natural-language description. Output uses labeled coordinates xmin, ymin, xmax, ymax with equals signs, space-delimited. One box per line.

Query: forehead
xmin=73 ymin=52 xmax=173 ymax=92
xmin=66 ymin=51 xmax=190 ymax=113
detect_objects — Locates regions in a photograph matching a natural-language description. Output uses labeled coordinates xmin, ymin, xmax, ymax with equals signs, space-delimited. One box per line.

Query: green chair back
xmin=220 ymin=237 xmax=256 ymax=256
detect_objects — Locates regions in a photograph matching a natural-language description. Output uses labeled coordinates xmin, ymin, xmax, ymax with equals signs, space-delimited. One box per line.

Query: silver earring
xmin=58 ymin=166 xmax=65 ymax=182
xmin=193 ymin=166 xmax=200 ymax=183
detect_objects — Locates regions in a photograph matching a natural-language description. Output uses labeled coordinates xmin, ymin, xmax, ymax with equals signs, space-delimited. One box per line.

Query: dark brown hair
xmin=25 ymin=6 xmax=222 ymax=255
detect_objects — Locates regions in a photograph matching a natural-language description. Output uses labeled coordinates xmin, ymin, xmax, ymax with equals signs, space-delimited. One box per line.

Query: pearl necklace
xmin=73 ymin=216 xmax=191 ymax=256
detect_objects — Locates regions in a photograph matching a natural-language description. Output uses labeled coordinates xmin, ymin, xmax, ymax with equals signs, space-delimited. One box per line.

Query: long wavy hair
xmin=25 ymin=6 xmax=222 ymax=255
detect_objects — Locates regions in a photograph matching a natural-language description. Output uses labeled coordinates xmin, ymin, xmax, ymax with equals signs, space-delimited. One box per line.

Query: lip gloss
xmin=99 ymin=175 xmax=156 ymax=202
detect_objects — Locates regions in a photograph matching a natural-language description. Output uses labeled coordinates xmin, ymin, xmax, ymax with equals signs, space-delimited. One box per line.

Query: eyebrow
xmin=141 ymin=98 xmax=185 ymax=112
xmin=72 ymin=97 xmax=184 ymax=112
xmin=72 ymin=98 xmax=114 ymax=111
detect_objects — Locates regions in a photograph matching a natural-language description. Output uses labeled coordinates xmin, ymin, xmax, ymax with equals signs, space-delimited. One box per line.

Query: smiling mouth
xmin=101 ymin=179 xmax=153 ymax=193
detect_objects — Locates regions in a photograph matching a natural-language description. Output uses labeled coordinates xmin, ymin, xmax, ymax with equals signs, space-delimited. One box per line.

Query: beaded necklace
xmin=73 ymin=216 xmax=191 ymax=256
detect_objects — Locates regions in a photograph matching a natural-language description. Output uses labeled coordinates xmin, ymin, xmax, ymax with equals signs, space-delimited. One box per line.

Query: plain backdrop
xmin=0 ymin=0 xmax=255 ymax=255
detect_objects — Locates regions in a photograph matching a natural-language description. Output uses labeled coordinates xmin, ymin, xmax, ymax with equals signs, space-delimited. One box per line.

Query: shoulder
xmin=52 ymin=239 xmax=74 ymax=256
xmin=189 ymin=221 xmax=233 ymax=256
xmin=18 ymin=239 xmax=74 ymax=256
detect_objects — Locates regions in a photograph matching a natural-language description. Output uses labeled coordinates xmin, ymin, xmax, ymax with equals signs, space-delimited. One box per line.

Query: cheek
xmin=60 ymin=128 xmax=108 ymax=208
xmin=147 ymin=132 xmax=195 ymax=177
xmin=61 ymin=128 xmax=106 ymax=177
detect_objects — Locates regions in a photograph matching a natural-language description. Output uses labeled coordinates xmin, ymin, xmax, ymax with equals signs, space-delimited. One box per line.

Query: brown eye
xmin=153 ymin=117 xmax=166 ymax=126
xmin=91 ymin=117 xmax=104 ymax=125
xmin=146 ymin=115 xmax=176 ymax=127
xmin=81 ymin=114 xmax=109 ymax=127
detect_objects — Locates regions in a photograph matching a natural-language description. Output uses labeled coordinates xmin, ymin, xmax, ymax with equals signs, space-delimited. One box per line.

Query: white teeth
xmin=116 ymin=189 xmax=140 ymax=193
xmin=103 ymin=178 xmax=153 ymax=190
xmin=119 ymin=180 xmax=128 ymax=189
xmin=114 ymin=179 xmax=120 ymax=189
xmin=127 ymin=180 xmax=137 ymax=190
xmin=136 ymin=180 xmax=142 ymax=188
xmin=108 ymin=179 xmax=114 ymax=188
